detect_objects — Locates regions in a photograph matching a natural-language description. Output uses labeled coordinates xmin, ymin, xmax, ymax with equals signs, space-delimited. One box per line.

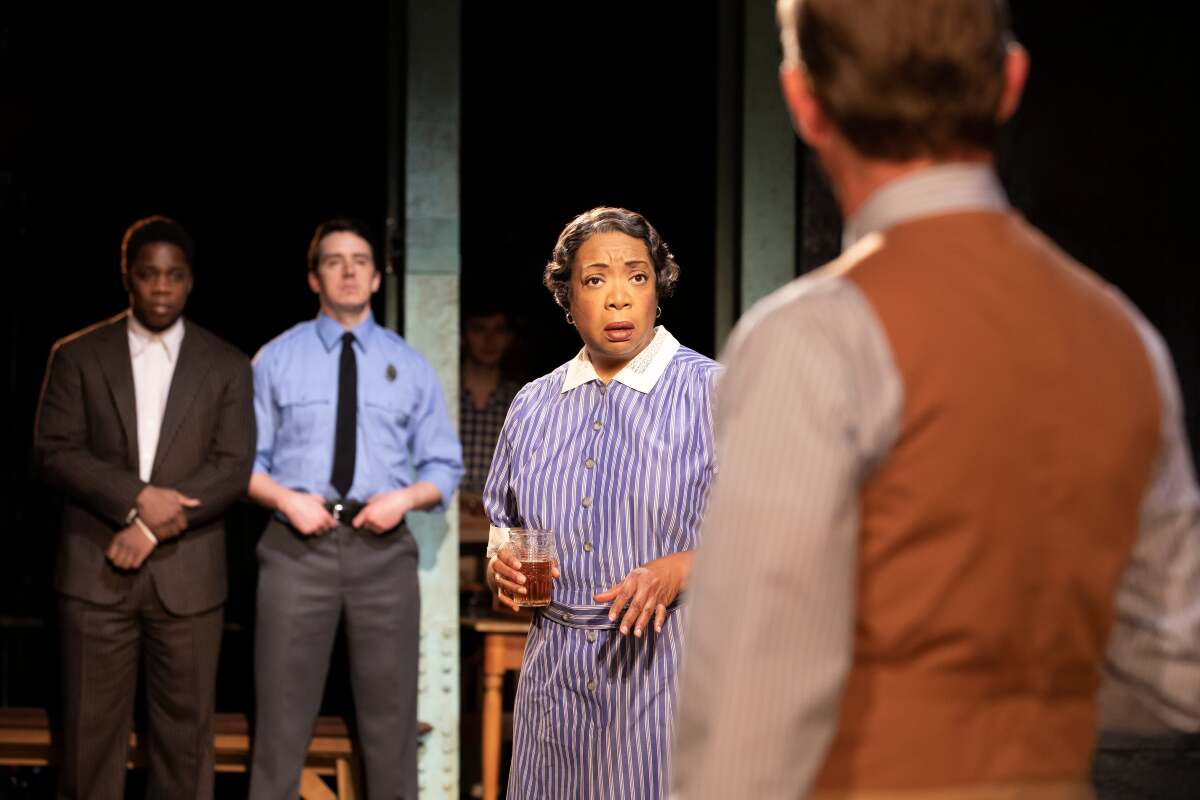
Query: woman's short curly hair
xmin=543 ymin=207 xmax=681 ymax=310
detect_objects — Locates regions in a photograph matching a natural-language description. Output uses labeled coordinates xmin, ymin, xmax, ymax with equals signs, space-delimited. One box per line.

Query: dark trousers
xmin=57 ymin=572 xmax=223 ymax=800
xmin=1092 ymin=732 xmax=1200 ymax=800
xmin=249 ymin=519 xmax=421 ymax=800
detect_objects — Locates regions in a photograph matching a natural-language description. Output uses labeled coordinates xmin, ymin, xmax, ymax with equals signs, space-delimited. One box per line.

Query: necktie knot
xmin=342 ymin=332 xmax=356 ymax=348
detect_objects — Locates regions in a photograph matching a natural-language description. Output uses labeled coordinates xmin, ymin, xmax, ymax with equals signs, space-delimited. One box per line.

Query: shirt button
xmin=586 ymin=630 xmax=598 ymax=643
xmin=585 ymin=458 xmax=596 ymax=470
xmin=586 ymin=679 xmax=597 ymax=692
xmin=593 ymin=420 xmax=602 ymax=431
xmin=583 ymin=541 xmax=593 ymax=553
xmin=581 ymin=496 xmax=592 ymax=508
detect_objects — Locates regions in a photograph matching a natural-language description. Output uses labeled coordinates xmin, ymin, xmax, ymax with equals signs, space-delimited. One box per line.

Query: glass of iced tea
xmin=509 ymin=529 xmax=556 ymax=608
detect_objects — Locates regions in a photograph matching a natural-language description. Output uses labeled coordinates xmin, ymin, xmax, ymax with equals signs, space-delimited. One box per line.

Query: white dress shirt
xmin=128 ymin=314 xmax=185 ymax=482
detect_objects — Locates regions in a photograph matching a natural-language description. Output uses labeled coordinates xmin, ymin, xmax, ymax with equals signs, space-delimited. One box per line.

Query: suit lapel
xmin=152 ymin=323 xmax=210 ymax=479
xmin=95 ymin=312 xmax=139 ymax=472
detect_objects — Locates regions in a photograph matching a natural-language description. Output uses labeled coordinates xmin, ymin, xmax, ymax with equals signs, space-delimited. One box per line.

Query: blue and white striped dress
xmin=483 ymin=327 xmax=719 ymax=799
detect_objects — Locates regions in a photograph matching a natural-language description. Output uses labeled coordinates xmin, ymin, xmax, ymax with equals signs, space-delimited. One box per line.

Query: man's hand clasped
xmin=136 ymin=485 xmax=199 ymax=539
xmin=279 ymin=488 xmax=411 ymax=537
xmin=107 ymin=485 xmax=202 ymax=570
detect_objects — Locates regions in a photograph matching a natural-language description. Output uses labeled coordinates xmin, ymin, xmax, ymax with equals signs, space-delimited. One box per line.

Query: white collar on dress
xmin=126 ymin=313 xmax=185 ymax=363
xmin=560 ymin=326 xmax=680 ymax=394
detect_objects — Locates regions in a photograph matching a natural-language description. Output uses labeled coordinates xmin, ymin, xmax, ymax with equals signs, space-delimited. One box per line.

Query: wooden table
xmin=462 ymin=616 xmax=529 ymax=800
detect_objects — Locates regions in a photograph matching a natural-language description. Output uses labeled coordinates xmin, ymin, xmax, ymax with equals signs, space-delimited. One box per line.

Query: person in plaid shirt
xmin=460 ymin=304 xmax=520 ymax=504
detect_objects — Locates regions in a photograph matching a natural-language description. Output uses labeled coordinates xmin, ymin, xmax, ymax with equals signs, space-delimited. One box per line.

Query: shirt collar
xmin=561 ymin=326 xmax=680 ymax=394
xmin=842 ymin=163 xmax=1009 ymax=251
xmin=316 ymin=311 xmax=377 ymax=353
xmin=127 ymin=313 xmax=185 ymax=362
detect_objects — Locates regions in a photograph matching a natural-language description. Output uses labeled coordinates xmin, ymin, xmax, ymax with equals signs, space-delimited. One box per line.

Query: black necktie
xmin=330 ymin=332 xmax=357 ymax=498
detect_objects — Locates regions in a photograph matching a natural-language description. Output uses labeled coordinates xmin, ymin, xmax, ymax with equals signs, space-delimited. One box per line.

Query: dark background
xmin=0 ymin=0 xmax=1191 ymax=796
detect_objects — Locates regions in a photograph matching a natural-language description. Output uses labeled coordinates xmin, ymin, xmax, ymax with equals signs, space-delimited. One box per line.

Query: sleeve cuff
xmin=421 ymin=470 xmax=461 ymax=513
xmin=133 ymin=517 xmax=159 ymax=545
xmin=486 ymin=525 xmax=511 ymax=559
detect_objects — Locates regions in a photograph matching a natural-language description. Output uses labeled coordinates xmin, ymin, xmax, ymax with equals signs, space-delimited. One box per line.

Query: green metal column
xmin=715 ymin=0 xmax=798 ymax=350
xmin=713 ymin=0 xmax=742 ymax=355
xmin=403 ymin=0 xmax=461 ymax=796
xmin=740 ymin=0 xmax=796 ymax=314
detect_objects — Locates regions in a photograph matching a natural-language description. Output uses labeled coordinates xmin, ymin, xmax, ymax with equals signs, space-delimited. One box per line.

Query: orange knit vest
xmin=814 ymin=212 xmax=1161 ymax=791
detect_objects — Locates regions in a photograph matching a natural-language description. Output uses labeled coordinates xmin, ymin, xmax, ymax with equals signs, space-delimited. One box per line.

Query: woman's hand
xmin=594 ymin=551 xmax=693 ymax=637
xmin=488 ymin=543 xmax=561 ymax=612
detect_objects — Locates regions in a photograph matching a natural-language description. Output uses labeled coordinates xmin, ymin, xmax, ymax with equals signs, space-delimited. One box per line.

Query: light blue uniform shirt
xmin=252 ymin=311 xmax=462 ymax=508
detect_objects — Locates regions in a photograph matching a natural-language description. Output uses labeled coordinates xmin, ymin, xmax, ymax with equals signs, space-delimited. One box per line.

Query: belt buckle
xmin=331 ymin=502 xmax=346 ymax=523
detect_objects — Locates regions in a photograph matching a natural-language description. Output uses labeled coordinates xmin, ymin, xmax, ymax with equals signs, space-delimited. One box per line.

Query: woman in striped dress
xmin=484 ymin=207 xmax=720 ymax=799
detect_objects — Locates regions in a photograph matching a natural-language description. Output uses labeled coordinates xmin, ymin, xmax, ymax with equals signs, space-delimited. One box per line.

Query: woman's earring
xmin=656 ymin=306 xmax=662 ymax=320
xmin=565 ymin=311 xmax=575 ymax=325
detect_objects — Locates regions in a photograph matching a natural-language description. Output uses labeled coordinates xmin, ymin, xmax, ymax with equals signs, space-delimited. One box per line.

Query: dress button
xmin=581 ymin=496 xmax=592 ymax=508
xmin=586 ymin=630 xmax=598 ymax=643
xmin=586 ymin=679 xmax=597 ymax=692
xmin=583 ymin=541 xmax=593 ymax=553
xmin=585 ymin=457 xmax=596 ymax=470
xmin=593 ymin=420 xmax=602 ymax=431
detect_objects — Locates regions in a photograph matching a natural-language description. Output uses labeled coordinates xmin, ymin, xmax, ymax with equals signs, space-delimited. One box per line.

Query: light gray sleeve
xmin=671 ymin=276 xmax=902 ymax=798
xmin=1098 ymin=305 xmax=1200 ymax=734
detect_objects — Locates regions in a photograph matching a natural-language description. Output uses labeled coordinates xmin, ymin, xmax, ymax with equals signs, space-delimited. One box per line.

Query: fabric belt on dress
xmin=538 ymin=598 xmax=684 ymax=631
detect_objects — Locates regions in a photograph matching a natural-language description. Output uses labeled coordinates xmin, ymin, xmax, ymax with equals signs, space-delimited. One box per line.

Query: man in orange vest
xmin=673 ymin=1 xmax=1200 ymax=797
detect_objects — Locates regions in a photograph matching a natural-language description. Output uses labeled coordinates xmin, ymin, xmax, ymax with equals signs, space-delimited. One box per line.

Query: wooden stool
xmin=0 ymin=707 xmax=432 ymax=800
xmin=461 ymin=616 xmax=529 ymax=800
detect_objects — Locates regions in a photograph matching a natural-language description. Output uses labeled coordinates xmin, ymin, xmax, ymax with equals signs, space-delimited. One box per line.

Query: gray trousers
xmin=249 ymin=519 xmax=420 ymax=800
xmin=57 ymin=572 xmax=223 ymax=800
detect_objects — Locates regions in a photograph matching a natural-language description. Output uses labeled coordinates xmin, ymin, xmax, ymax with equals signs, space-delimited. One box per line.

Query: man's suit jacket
xmin=35 ymin=311 xmax=255 ymax=615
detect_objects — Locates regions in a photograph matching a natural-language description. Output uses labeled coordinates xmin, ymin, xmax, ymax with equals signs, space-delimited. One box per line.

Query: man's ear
xmin=779 ymin=64 xmax=833 ymax=149
xmin=996 ymin=42 xmax=1030 ymax=124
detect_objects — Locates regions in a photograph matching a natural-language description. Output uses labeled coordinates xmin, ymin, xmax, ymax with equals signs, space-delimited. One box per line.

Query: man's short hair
xmin=120 ymin=216 xmax=195 ymax=275
xmin=461 ymin=294 xmax=514 ymax=327
xmin=778 ymin=0 xmax=1013 ymax=160
xmin=307 ymin=217 xmax=379 ymax=272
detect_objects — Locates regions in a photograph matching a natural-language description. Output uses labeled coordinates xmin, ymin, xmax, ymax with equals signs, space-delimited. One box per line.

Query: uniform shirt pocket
xmin=363 ymin=397 xmax=412 ymax=476
xmin=276 ymin=396 xmax=331 ymax=447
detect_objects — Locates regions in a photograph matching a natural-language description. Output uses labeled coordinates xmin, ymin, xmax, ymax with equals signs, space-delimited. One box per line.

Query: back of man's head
xmin=778 ymin=0 xmax=1013 ymax=160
